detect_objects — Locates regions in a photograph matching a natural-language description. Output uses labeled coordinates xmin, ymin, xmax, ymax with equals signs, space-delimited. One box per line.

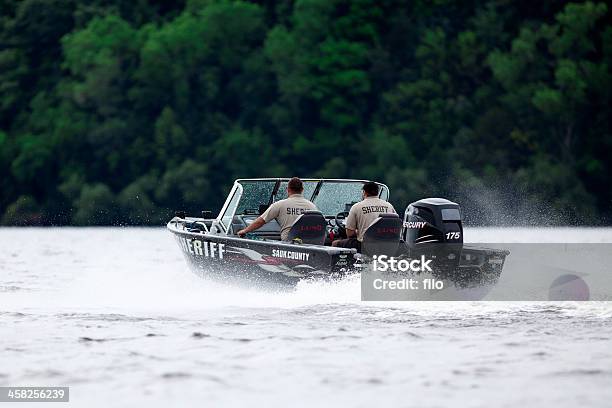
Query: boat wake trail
xmin=1 ymin=227 xmax=364 ymax=314
xmin=3 ymin=227 xmax=612 ymax=315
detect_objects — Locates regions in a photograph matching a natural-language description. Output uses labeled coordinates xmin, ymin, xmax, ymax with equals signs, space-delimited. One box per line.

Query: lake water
xmin=1 ymin=228 xmax=612 ymax=407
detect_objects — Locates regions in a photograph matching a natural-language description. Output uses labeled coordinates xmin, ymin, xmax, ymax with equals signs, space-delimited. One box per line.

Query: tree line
xmin=0 ymin=0 xmax=610 ymax=226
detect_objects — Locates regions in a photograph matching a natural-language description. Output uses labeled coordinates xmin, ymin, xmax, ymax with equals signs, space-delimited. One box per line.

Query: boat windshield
xmin=230 ymin=179 xmax=389 ymax=218
xmin=275 ymin=180 xmax=318 ymax=201
xmin=314 ymin=181 xmax=389 ymax=216
xmin=234 ymin=181 xmax=276 ymax=215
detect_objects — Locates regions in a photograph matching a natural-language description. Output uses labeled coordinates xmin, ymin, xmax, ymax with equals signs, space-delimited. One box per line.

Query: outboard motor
xmin=402 ymin=198 xmax=463 ymax=246
xmin=402 ymin=198 xmax=463 ymax=274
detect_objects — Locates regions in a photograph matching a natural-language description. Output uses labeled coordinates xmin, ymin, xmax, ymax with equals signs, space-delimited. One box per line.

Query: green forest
xmin=0 ymin=0 xmax=610 ymax=226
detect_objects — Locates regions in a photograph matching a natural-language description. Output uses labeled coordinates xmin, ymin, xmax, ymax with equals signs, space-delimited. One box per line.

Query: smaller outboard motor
xmin=403 ymin=198 xmax=463 ymax=247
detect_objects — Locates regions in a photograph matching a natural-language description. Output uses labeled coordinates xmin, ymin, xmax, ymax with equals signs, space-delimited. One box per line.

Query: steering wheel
xmin=334 ymin=211 xmax=350 ymax=238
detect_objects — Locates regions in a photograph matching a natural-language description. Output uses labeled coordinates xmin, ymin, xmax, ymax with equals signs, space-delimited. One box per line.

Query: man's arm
xmin=237 ymin=217 xmax=266 ymax=237
xmin=345 ymin=206 xmax=358 ymax=238
xmin=237 ymin=202 xmax=279 ymax=237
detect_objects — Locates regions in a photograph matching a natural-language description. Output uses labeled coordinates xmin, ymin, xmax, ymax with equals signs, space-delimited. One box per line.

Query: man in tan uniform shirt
xmin=237 ymin=177 xmax=318 ymax=241
xmin=332 ymin=182 xmax=396 ymax=249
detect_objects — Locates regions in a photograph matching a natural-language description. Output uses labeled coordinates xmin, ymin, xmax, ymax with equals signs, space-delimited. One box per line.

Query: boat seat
xmin=361 ymin=213 xmax=402 ymax=256
xmin=285 ymin=210 xmax=327 ymax=245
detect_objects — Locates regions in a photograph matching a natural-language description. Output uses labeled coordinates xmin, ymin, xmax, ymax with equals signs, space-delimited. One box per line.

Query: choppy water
xmin=1 ymin=228 xmax=612 ymax=407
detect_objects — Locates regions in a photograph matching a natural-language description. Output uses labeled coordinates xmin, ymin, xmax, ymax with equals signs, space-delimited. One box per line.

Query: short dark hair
xmin=363 ymin=182 xmax=379 ymax=196
xmin=287 ymin=177 xmax=304 ymax=193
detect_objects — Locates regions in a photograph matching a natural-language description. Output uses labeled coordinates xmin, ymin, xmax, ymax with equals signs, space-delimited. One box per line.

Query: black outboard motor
xmin=402 ymin=198 xmax=463 ymax=273
xmin=402 ymin=198 xmax=463 ymax=246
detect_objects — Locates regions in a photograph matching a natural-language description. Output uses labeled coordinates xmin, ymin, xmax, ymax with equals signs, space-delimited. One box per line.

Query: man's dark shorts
xmin=333 ymin=238 xmax=361 ymax=251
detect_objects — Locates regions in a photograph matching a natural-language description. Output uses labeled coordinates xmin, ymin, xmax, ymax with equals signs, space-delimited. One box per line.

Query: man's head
xmin=287 ymin=177 xmax=304 ymax=195
xmin=362 ymin=181 xmax=379 ymax=198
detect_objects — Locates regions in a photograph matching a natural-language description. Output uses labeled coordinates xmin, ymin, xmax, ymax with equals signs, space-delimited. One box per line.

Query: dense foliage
xmin=1 ymin=0 xmax=610 ymax=225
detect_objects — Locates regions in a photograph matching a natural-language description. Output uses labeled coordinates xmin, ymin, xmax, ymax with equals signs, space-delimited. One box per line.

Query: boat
xmin=167 ymin=178 xmax=509 ymax=291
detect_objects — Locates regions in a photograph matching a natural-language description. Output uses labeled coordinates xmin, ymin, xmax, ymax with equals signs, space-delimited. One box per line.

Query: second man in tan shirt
xmin=332 ymin=182 xmax=396 ymax=249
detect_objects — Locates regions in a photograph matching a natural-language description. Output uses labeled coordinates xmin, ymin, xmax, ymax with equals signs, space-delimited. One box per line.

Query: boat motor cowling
xmin=402 ymin=198 xmax=463 ymax=247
